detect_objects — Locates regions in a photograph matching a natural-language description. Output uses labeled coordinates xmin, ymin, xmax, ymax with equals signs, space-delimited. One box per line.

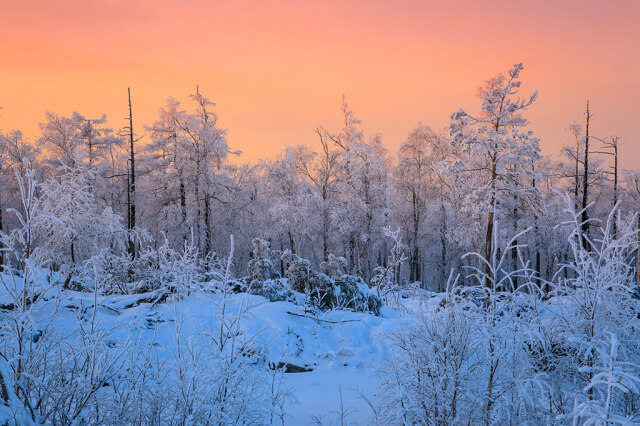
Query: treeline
xmin=0 ymin=63 xmax=636 ymax=290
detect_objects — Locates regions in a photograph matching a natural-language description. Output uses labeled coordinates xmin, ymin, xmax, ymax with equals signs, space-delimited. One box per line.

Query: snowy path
xmin=283 ymin=365 xmax=378 ymax=425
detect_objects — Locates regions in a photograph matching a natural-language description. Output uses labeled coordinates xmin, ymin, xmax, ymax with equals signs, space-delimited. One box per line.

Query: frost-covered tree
xmin=38 ymin=166 xmax=127 ymax=284
xmin=394 ymin=123 xmax=451 ymax=286
xmin=449 ymin=63 xmax=541 ymax=289
xmin=145 ymin=88 xmax=235 ymax=256
xmin=39 ymin=111 xmax=120 ymax=170
xmin=261 ymin=147 xmax=316 ymax=259
xmin=293 ymin=129 xmax=341 ymax=262
xmin=324 ymin=96 xmax=391 ymax=280
xmin=0 ymin=131 xmax=41 ymax=271
xmin=551 ymin=195 xmax=640 ymax=422
xmin=0 ymin=162 xmax=60 ymax=421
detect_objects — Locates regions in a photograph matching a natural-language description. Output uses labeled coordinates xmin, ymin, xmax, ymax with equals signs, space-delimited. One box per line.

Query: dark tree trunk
xmin=580 ymin=101 xmax=591 ymax=249
xmin=179 ymin=177 xmax=187 ymax=243
xmin=180 ymin=179 xmax=187 ymax=221
xmin=322 ymin=208 xmax=329 ymax=262
xmin=574 ymin=136 xmax=580 ymax=211
xmin=204 ymin=194 xmax=212 ymax=257
xmin=511 ymin=206 xmax=518 ymax=289
xmin=127 ymin=87 xmax=136 ymax=260
xmin=637 ymin=214 xmax=640 ymax=286
xmin=410 ymin=190 xmax=421 ymax=284
xmin=484 ymin=155 xmax=498 ymax=291
xmin=612 ymin=138 xmax=618 ymax=238
xmin=440 ymin=200 xmax=447 ymax=291
xmin=289 ymin=231 xmax=295 ymax=254
xmin=532 ymin=169 xmax=542 ymax=290
xmin=87 ymin=123 xmax=94 ymax=166
xmin=0 ymin=198 xmax=4 ymax=271
xmin=0 ymin=369 xmax=8 ymax=404
xmin=280 ymin=240 xmax=285 ymax=277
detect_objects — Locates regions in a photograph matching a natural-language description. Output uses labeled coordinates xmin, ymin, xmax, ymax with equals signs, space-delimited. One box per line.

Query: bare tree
xmin=593 ymin=135 xmax=620 ymax=236
xmin=581 ymin=101 xmax=592 ymax=247
xmin=126 ymin=87 xmax=137 ymax=260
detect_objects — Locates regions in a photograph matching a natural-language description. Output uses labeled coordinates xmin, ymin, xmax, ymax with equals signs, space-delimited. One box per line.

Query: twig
xmin=286 ymin=311 xmax=360 ymax=324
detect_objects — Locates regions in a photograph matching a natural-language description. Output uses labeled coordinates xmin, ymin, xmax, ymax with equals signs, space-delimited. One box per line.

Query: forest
xmin=1 ymin=63 xmax=639 ymax=424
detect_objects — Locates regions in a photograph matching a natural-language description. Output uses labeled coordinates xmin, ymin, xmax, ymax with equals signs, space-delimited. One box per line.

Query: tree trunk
xmin=348 ymin=232 xmax=362 ymax=276
xmin=126 ymin=169 xmax=131 ymax=232
xmin=194 ymin=163 xmax=202 ymax=253
xmin=536 ymin=250 xmax=541 ymax=291
xmin=637 ymin=215 xmax=640 ymax=286
xmin=280 ymin=241 xmax=285 ymax=277
xmin=485 ymin=340 xmax=497 ymax=424
xmin=0 ymin=369 xmax=8 ymax=403
xmin=613 ymin=138 xmax=618 ymax=238
xmin=127 ymin=87 xmax=136 ymax=260
xmin=484 ymin=156 xmax=498 ymax=291
xmin=440 ymin=199 xmax=447 ymax=291
xmin=322 ymin=207 xmax=329 ymax=262
xmin=411 ymin=190 xmax=420 ymax=283
xmin=204 ymin=193 xmax=212 ymax=257
xmin=179 ymin=177 xmax=187 ymax=243
xmin=0 ymin=198 xmax=4 ymax=271
xmin=511 ymin=206 xmax=518 ymax=289
xmin=581 ymin=101 xmax=591 ymax=249
xmin=87 ymin=126 xmax=94 ymax=166
xmin=574 ymin=136 xmax=580 ymax=211
xmin=180 ymin=179 xmax=187 ymax=221
xmin=355 ymin=236 xmax=362 ymax=277
xmin=532 ymin=171 xmax=542 ymax=290
xmin=288 ymin=231 xmax=295 ymax=254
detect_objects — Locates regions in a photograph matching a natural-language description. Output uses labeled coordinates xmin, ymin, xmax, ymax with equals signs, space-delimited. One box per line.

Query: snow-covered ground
xmin=0 ymin=272 xmax=442 ymax=425
xmin=4 ymin=260 xmax=640 ymax=425
xmin=119 ymin=293 xmax=432 ymax=425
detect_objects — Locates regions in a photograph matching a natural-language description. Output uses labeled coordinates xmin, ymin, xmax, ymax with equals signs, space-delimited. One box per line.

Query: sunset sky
xmin=1 ymin=0 xmax=638 ymax=166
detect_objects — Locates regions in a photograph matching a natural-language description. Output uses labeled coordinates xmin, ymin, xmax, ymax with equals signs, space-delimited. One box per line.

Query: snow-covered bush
xmin=86 ymin=235 xmax=228 ymax=297
xmin=376 ymin=230 xmax=551 ymax=424
xmin=334 ymin=274 xmax=383 ymax=316
xmin=320 ymin=254 xmax=348 ymax=279
xmin=572 ymin=333 xmax=640 ymax=424
xmin=549 ymin=196 xmax=640 ymax=423
xmin=376 ymin=195 xmax=640 ymax=424
xmin=145 ymin=300 xmax=273 ymax=424
xmin=79 ymin=250 xmax=135 ymax=294
xmin=0 ymin=164 xmax=126 ymax=425
xmin=370 ymin=226 xmax=419 ymax=314
xmin=282 ymin=249 xmax=338 ymax=310
xmin=0 ymin=230 xmax=293 ymax=425
xmin=282 ymin=250 xmax=382 ymax=314
xmin=247 ymin=278 xmax=294 ymax=302
xmin=248 ymin=238 xmax=281 ymax=282
xmin=375 ymin=301 xmax=480 ymax=424
xmin=153 ymin=239 xmax=203 ymax=296
xmin=241 ymin=238 xmax=295 ymax=302
xmin=0 ymin=163 xmax=61 ymax=423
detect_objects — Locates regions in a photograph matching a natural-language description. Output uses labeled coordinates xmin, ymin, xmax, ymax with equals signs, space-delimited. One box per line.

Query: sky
xmin=1 ymin=0 xmax=639 ymax=167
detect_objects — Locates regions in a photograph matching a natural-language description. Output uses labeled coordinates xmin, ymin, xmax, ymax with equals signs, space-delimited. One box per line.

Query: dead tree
xmin=593 ymin=135 xmax=620 ymax=236
xmin=581 ymin=101 xmax=592 ymax=249
xmin=126 ymin=88 xmax=136 ymax=259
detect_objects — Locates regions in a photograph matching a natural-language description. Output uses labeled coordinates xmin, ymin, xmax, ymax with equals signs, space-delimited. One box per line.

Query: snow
xmin=283 ymin=365 xmax=378 ymax=424
xmin=0 ymin=271 xmax=438 ymax=424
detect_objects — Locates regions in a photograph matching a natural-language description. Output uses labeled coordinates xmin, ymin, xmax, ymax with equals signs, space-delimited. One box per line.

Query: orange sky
xmin=1 ymin=0 xmax=639 ymax=167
